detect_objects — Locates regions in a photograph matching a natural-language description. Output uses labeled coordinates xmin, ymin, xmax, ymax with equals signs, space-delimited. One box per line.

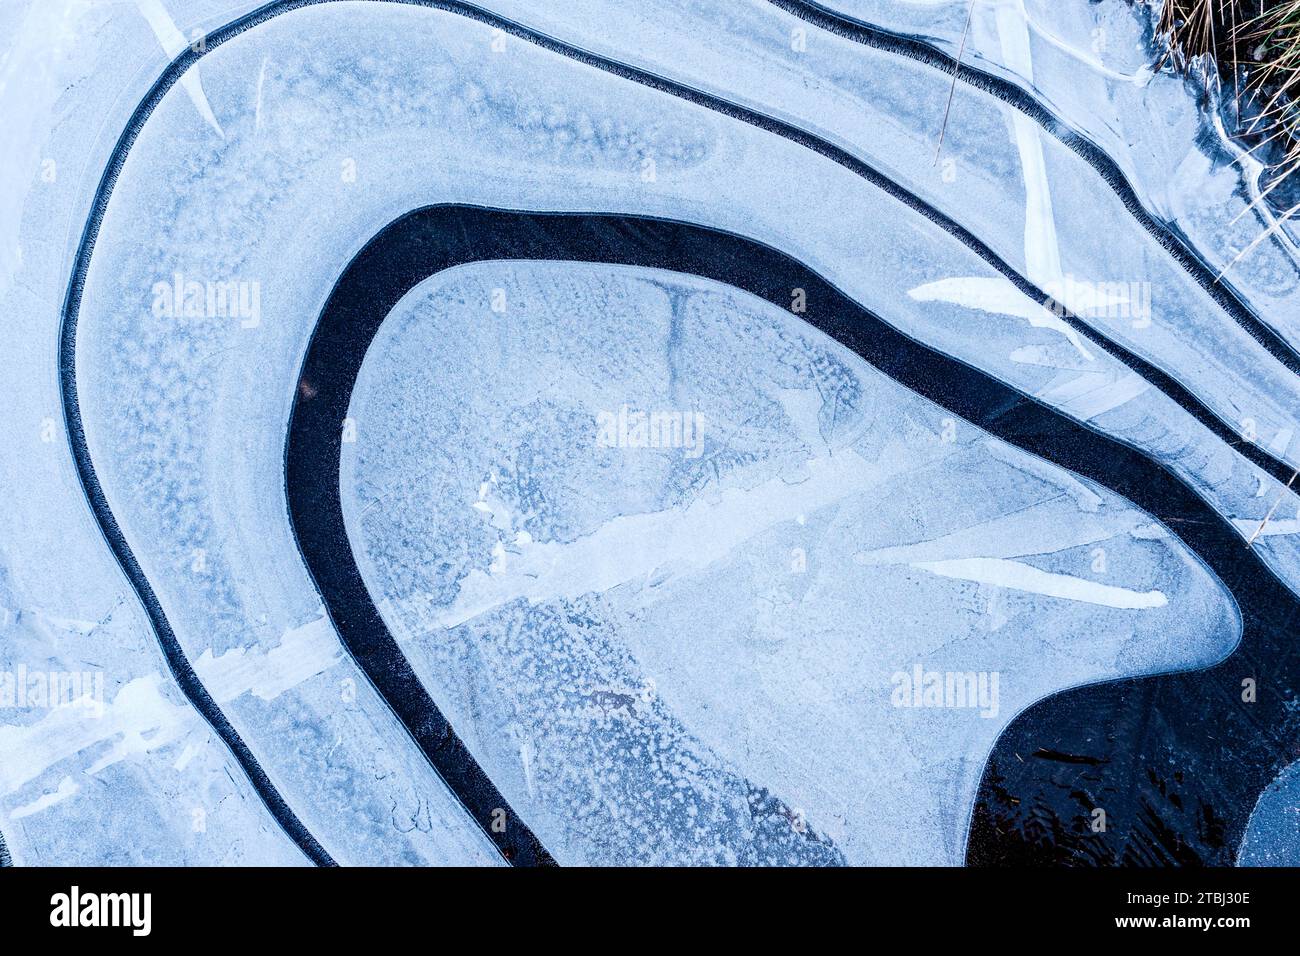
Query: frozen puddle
xmin=341 ymin=261 xmax=1237 ymax=865
xmin=6 ymin=0 xmax=1291 ymax=866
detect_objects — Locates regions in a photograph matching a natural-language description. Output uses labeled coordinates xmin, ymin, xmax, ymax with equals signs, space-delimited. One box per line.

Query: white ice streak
xmin=857 ymin=502 xmax=1168 ymax=608
xmin=908 ymin=557 xmax=1167 ymax=609
xmin=9 ymin=776 xmax=79 ymax=819
xmin=193 ymin=614 xmax=341 ymax=703
xmin=0 ymin=615 xmax=339 ymax=808
xmin=907 ymin=276 xmax=1093 ymax=361
xmin=437 ymin=391 xmax=878 ymax=629
xmin=135 ymin=0 xmax=225 ymax=138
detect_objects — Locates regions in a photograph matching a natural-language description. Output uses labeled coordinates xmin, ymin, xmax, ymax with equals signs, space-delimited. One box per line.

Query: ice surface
xmin=0 ymin=0 xmax=1294 ymax=865
xmin=468 ymin=0 xmax=1300 ymax=601
xmin=477 ymin=0 xmax=1300 ymax=458
xmin=1240 ymin=760 xmax=1300 ymax=866
xmin=1 ymin=0 xmax=498 ymax=866
xmin=814 ymin=0 xmax=1300 ymax=328
xmin=0 ymin=0 xmax=300 ymax=866
xmin=342 ymin=262 xmax=1236 ymax=865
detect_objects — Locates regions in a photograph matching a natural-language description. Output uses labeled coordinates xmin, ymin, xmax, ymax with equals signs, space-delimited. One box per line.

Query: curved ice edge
xmin=1239 ymin=759 xmax=1300 ymax=866
xmin=63 ymin=0 xmax=1296 ymax=867
xmin=292 ymin=203 xmax=1277 ymax=866
xmin=767 ymin=0 xmax=1300 ymax=376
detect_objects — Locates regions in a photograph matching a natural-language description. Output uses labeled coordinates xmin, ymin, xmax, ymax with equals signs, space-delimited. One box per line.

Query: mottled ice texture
xmin=1240 ymin=761 xmax=1300 ymax=866
xmin=341 ymin=263 xmax=1236 ymax=865
xmin=0 ymin=0 xmax=301 ymax=865
xmin=475 ymin=0 xmax=1300 ymax=607
xmin=486 ymin=0 xmax=1300 ymax=421
xmin=1 ymin=0 xmax=1294 ymax=865
xmin=2 ymin=0 xmax=497 ymax=866
xmin=821 ymin=0 xmax=1300 ymax=292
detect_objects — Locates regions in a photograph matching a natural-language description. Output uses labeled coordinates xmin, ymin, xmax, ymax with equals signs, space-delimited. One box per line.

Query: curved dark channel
xmin=56 ymin=424 xmax=338 ymax=864
xmin=104 ymin=0 xmax=1300 ymax=499
xmin=292 ymin=204 xmax=1299 ymax=866
xmin=769 ymin=0 xmax=1300 ymax=377
xmin=59 ymin=0 xmax=1296 ymax=867
xmin=61 ymin=286 xmax=336 ymax=861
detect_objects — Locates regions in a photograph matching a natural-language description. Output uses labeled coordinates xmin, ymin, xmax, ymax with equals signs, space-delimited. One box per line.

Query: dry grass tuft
xmin=1242 ymin=1 xmax=1300 ymax=173
xmin=1156 ymin=1 xmax=1299 ymax=263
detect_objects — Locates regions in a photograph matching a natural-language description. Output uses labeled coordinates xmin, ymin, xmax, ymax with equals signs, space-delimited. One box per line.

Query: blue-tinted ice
xmin=343 ymin=263 xmax=1235 ymax=865
xmin=0 ymin=0 xmax=1294 ymax=864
